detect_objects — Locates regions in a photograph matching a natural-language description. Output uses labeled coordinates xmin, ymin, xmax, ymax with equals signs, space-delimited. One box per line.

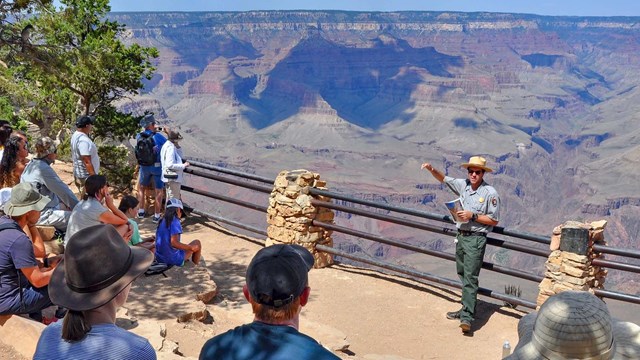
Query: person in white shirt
xmin=160 ymin=130 xmax=189 ymax=203
xmin=70 ymin=115 xmax=100 ymax=196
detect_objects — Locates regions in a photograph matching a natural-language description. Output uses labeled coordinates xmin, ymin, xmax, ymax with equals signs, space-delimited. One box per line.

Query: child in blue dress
xmin=155 ymin=198 xmax=201 ymax=265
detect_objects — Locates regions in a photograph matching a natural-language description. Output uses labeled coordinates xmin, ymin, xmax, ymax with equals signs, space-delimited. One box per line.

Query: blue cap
xmin=139 ymin=114 xmax=155 ymax=129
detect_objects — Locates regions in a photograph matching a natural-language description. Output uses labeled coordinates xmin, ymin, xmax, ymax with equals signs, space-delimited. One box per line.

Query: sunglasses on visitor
xmin=467 ymin=169 xmax=484 ymax=175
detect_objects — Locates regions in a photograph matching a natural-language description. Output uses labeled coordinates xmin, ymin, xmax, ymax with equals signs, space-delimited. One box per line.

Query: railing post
xmin=537 ymin=220 xmax=608 ymax=308
xmin=265 ymin=169 xmax=335 ymax=268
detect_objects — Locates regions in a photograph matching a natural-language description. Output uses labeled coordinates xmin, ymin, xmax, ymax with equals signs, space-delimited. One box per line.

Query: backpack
xmin=135 ymin=132 xmax=156 ymax=166
xmin=144 ymin=258 xmax=173 ymax=277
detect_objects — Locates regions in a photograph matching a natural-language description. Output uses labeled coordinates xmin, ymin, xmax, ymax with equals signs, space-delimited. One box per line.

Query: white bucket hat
xmin=506 ymin=291 xmax=640 ymax=359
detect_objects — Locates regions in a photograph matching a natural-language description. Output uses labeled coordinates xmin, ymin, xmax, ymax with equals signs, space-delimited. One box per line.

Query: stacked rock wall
xmin=537 ymin=220 xmax=608 ymax=308
xmin=266 ymin=169 xmax=335 ymax=268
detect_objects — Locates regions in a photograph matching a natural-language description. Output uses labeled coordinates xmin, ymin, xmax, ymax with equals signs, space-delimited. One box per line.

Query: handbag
xmin=164 ymin=168 xmax=178 ymax=180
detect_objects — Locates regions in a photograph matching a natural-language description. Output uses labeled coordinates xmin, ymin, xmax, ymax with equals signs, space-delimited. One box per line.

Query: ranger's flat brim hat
xmin=460 ymin=156 xmax=493 ymax=172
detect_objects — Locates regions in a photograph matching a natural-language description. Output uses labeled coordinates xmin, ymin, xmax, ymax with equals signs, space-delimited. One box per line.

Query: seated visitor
xmin=21 ymin=137 xmax=79 ymax=232
xmin=199 ymin=244 xmax=340 ymax=360
xmin=154 ymin=198 xmax=201 ymax=266
xmin=0 ymin=182 xmax=59 ymax=322
xmin=64 ymin=175 xmax=132 ymax=245
xmin=118 ymin=195 xmax=155 ymax=252
xmin=0 ymin=135 xmax=30 ymax=193
xmin=505 ymin=290 xmax=640 ymax=359
xmin=33 ymin=224 xmax=156 ymax=359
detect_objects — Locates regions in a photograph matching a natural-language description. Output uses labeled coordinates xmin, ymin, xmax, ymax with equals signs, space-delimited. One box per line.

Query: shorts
xmin=139 ymin=166 xmax=164 ymax=189
xmin=74 ymin=176 xmax=87 ymax=198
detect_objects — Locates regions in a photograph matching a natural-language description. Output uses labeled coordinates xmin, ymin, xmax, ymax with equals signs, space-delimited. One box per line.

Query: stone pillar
xmin=537 ymin=220 xmax=608 ymax=308
xmin=266 ymin=169 xmax=335 ymax=268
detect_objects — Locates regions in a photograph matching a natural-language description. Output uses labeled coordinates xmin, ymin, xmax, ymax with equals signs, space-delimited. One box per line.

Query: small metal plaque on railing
xmin=559 ymin=227 xmax=589 ymax=255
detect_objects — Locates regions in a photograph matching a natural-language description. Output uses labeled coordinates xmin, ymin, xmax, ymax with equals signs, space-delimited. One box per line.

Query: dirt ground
xmin=131 ymin=215 xmax=526 ymax=360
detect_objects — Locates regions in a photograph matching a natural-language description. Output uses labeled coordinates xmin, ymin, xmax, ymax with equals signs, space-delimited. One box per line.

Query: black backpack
xmin=144 ymin=259 xmax=173 ymax=277
xmin=135 ymin=132 xmax=156 ymax=166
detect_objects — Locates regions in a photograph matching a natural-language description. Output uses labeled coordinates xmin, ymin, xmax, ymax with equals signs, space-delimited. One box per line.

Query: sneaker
xmin=446 ymin=309 xmax=461 ymax=320
xmin=152 ymin=215 xmax=161 ymax=223
xmin=137 ymin=210 xmax=145 ymax=219
xmin=460 ymin=320 xmax=471 ymax=333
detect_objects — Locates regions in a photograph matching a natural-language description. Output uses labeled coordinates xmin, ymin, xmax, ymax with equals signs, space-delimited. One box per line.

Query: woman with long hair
xmin=154 ymin=198 xmax=201 ymax=266
xmin=0 ymin=135 xmax=29 ymax=189
xmin=33 ymin=225 xmax=155 ymax=359
xmin=64 ymin=175 xmax=132 ymax=245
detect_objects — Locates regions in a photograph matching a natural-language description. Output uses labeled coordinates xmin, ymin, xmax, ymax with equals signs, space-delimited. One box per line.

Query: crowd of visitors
xmin=0 ymin=114 xmax=196 ymax=328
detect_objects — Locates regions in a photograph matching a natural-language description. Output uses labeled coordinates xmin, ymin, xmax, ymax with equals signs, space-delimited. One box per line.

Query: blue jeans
xmin=0 ymin=285 xmax=53 ymax=320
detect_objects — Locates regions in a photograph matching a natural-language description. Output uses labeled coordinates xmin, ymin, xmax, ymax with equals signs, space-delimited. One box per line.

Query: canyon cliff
xmin=111 ymin=11 xmax=640 ymax=293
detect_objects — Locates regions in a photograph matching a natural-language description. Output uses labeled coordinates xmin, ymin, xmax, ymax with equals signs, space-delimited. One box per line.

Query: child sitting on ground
xmin=155 ymin=198 xmax=201 ymax=266
xmin=118 ymin=195 xmax=155 ymax=252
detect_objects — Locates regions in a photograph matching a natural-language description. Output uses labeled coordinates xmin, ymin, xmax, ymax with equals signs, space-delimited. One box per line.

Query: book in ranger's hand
xmin=445 ymin=198 xmax=467 ymax=223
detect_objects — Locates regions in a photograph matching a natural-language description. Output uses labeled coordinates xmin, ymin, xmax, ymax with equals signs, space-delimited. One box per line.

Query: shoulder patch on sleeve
xmin=492 ymin=198 xmax=498 ymax=206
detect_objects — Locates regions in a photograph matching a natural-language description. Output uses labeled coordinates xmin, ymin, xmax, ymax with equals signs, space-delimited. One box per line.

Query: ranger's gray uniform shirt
xmin=443 ymin=176 xmax=500 ymax=233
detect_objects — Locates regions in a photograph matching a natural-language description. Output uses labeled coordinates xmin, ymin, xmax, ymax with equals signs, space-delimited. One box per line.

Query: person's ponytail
xmin=61 ymin=310 xmax=91 ymax=342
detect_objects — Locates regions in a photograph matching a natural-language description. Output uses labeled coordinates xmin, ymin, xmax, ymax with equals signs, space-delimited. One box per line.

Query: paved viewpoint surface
xmin=130 ymin=215 xmax=525 ymax=359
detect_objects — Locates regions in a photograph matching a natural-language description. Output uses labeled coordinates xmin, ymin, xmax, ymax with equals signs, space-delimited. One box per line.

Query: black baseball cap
xmin=76 ymin=115 xmax=95 ymax=128
xmin=246 ymin=244 xmax=314 ymax=308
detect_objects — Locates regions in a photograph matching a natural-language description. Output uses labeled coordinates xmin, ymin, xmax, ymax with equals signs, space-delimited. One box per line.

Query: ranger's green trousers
xmin=455 ymin=233 xmax=487 ymax=322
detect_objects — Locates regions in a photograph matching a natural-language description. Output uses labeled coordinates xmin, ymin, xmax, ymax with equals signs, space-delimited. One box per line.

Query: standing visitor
xmin=33 ymin=224 xmax=156 ymax=360
xmin=160 ymin=129 xmax=189 ymax=203
xmin=70 ymin=115 xmax=100 ymax=196
xmin=135 ymin=114 xmax=166 ymax=223
xmin=421 ymin=156 xmax=500 ymax=333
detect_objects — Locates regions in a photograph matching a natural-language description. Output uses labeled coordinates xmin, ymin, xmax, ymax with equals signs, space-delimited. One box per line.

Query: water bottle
xmin=502 ymin=340 xmax=511 ymax=358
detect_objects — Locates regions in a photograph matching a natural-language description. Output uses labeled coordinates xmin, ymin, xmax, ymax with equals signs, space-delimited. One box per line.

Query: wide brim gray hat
xmin=506 ymin=291 xmax=640 ymax=360
xmin=4 ymin=182 xmax=50 ymax=216
xmin=49 ymin=224 xmax=154 ymax=311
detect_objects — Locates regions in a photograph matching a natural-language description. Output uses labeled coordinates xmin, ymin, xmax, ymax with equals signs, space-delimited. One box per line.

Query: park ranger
xmin=421 ymin=156 xmax=500 ymax=334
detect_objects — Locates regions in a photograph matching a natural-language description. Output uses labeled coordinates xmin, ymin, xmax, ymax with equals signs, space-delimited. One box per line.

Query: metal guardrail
xmin=184 ymin=159 xmax=640 ymax=307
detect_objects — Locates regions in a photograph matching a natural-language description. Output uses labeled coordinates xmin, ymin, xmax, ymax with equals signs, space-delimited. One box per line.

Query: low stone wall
xmin=0 ymin=314 xmax=45 ymax=359
xmin=265 ymin=169 xmax=335 ymax=268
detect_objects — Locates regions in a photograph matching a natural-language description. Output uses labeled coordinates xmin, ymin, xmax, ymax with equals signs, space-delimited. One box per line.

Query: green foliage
xmin=97 ymin=144 xmax=136 ymax=193
xmin=1 ymin=0 xmax=158 ymax=192
xmin=0 ymin=96 xmax=13 ymax=119
xmin=92 ymin=105 xmax=141 ymax=142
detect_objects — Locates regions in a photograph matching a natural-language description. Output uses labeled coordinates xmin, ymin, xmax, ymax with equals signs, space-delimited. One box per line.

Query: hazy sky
xmin=102 ymin=0 xmax=640 ymax=17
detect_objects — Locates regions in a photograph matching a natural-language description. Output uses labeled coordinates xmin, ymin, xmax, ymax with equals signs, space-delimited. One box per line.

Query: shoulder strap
xmin=0 ymin=220 xmax=27 ymax=311
xmin=0 ymin=222 xmax=22 ymax=232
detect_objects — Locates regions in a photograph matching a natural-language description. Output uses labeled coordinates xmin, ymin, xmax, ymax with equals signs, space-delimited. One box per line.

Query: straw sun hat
xmin=505 ymin=291 xmax=640 ymax=359
xmin=460 ymin=156 xmax=493 ymax=172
